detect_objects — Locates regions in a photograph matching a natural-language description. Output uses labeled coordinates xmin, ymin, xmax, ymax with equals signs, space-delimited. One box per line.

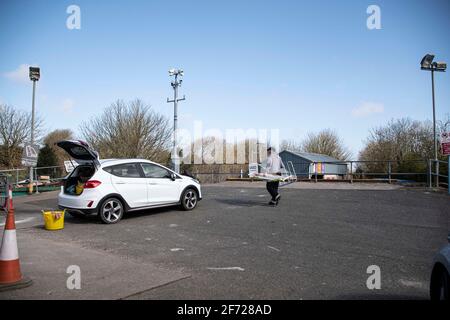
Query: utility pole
xmin=167 ymin=69 xmax=185 ymax=174
xmin=28 ymin=67 xmax=40 ymax=194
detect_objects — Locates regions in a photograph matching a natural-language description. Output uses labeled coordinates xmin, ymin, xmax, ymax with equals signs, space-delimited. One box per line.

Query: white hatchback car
xmin=56 ymin=140 xmax=202 ymax=224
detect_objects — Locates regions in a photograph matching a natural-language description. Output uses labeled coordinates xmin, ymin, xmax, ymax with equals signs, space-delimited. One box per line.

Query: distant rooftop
xmin=280 ymin=150 xmax=342 ymax=163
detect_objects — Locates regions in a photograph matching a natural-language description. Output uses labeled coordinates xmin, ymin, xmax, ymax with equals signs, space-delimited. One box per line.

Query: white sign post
xmin=21 ymin=143 xmax=39 ymax=167
xmin=64 ymin=160 xmax=79 ymax=173
xmin=248 ymin=163 xmax=259 ymax=177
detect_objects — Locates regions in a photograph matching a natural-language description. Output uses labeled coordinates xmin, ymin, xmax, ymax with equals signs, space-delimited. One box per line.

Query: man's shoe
xmin=268 ymin=200 xmax=276 ymax=206
xmin=275 ymin=194 xmax=281 ymax=204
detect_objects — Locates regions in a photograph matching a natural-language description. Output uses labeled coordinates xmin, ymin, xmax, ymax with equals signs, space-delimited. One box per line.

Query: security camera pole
xmin=28 ymin=67 xmax=40 ymax=194
xmin=167 ymin=69 xmax=185 ymax=174
xmin=420 ymin=54 xmax=447 ymax=187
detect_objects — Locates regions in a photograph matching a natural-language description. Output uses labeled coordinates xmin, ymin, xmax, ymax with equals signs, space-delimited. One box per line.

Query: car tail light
xmin=84 ymin=180 xmax=102 ymax=188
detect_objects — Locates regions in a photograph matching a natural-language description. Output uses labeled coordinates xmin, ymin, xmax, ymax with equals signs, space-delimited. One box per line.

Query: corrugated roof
xmin=280 ymin=150 xmax=342 ymax=163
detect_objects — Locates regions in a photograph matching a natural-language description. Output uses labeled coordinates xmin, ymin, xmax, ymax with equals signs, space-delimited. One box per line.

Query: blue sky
xmin=1 ymin=0 xmax=449 ymax=156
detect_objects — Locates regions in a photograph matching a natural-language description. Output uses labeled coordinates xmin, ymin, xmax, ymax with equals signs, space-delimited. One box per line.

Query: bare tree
xmin=301 ymin=129 xmax=351 ymax=160
xmin=360 ymin=118 xmax=434 ymax=160
xmin=280 ymin=139 xmax=302 ymax=153
xmin=0 ymin=104 xmax=43 ymax=168
xmin=186 ymin=136 xmax=219 ymax=165
xmin=358 ymin=118 xmax=435 ymax=175
xmin=80 ymin=99 xmax=172 ymax=163
xmin=438 ymin=113 xmax=450 ymax=138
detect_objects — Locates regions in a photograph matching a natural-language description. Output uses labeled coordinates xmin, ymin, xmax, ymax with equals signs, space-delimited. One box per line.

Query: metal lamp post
xmin=167 ymin=69 xmax=185 ymax=174
xmin=28 ymin=67 xmax=40 ymax=194
xmin=420 ymin=54 xmax=447 ymax=188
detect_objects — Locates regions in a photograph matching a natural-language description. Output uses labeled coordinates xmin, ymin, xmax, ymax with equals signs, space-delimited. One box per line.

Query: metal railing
xmin=429 ymin=159 xmax=449 ymax=193
xmin=0 ymin=165 xmax=66 ymax=193
xmin=187 ymin=159 xmax=450 ymax=193
xmin=286 ymin=158 xmax=449 ymax=193
xmin=0 ymin=173 xmax=10 ymax=211
xmin=1 ymin=158 xmax=448 ymax=194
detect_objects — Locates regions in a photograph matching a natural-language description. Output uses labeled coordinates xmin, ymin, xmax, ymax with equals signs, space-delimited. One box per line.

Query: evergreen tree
xmin=37 ymin=144 xmax=58 ymax=175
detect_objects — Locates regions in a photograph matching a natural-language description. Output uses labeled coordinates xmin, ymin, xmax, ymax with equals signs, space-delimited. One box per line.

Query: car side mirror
xmin=170 ymin=173 xmax=177 ymax=181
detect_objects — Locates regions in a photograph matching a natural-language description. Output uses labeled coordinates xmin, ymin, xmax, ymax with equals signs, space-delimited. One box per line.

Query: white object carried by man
xmin=249 ymin=172 xmax=290 ymax=182
xmin=248 ymin=162 xmax=297 ymax=182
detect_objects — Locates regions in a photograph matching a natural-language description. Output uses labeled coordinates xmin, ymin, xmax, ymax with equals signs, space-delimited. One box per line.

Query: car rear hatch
xmin=56 ymin=140 xmax=100 ymax=195
xmin=56 ymin=140 xmax=100 ymax=168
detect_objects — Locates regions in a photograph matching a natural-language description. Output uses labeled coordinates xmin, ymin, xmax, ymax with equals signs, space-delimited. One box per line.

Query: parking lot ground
xmin=0 ymin=182 xmax=448 ymax=299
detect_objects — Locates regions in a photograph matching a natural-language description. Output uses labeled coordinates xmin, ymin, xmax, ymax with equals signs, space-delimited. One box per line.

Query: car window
xmin=70 ymin=146 xmax=90 ymax=157
xmin=141 ymin=163 xmax=171 ymax=179
xmin=103 ymin=163 xmax=142 ymax=178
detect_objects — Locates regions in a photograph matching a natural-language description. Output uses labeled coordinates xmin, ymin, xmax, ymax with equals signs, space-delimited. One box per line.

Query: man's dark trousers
xmin=266 ymin=181 xmax=279 ymax=201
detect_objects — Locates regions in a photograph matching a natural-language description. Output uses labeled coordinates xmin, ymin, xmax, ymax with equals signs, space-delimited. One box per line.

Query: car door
xmin=140 ymin=163 xmax=182 ymax=205
xmin=105 ymin=163 xmax=148 ymax=208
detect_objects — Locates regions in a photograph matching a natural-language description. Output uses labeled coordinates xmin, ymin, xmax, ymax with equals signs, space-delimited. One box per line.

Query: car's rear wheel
xmin=98 ymin=197 xmax=124 ymax=224
xmin=180 ymin=188 xmax=198 ymax=211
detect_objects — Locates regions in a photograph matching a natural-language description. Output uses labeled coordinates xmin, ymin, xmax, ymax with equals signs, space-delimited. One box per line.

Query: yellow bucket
xmin=42 ymin=210 xmax=65 ymax=231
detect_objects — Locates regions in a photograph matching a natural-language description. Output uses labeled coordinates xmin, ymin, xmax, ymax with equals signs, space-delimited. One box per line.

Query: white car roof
xmin=98 ymin=158 xmax=156 ymax=167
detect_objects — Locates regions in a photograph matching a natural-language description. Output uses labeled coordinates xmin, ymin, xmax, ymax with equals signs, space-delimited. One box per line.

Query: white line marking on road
xmin=207 ymin=267 xmax=245 ymax=271
xmin=398 ymin=279 xmax=427 ymax=289
xmin=170 ymin=248 xmax=184 ymax=252
xmin=169 ymin=224 xmax=178 ymax=227
xmin=268 ymin=246 xmax=281 ymax=252
xmin=0 ymin=217 xmax=35 ymax=227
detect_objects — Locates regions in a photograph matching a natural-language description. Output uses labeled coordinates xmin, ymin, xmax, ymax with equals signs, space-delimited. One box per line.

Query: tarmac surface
xmin=0 ymin=182 xmax=448 ymax=299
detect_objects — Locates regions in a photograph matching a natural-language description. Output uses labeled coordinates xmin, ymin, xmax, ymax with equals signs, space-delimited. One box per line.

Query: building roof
xmin=280 ymin=150 xmax=343 ymax=163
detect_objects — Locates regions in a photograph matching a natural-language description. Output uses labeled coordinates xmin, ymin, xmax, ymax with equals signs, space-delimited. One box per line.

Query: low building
xmin=279 ymin=150 xmax=348 ymax=179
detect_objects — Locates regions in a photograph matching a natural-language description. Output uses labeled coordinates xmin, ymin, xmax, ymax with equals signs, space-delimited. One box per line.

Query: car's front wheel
xmin=436 ymin=270 xmax=449 ymax=300
xmin=98 ymin=197 xmax=124 ymax=224
xmin=180 ymin=188 xmax=198 ymax=211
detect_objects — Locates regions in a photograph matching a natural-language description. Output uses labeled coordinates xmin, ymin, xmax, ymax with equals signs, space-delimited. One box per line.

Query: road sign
xmin=249 ymin=163 xmax=258 ymax=175
xmin=64 ymin=160 xmax=79 ymax=173
xmin=441 ymin=132 xmax=450 ymax=156
xmin=21 ymin=143 xmax=40 ymax=167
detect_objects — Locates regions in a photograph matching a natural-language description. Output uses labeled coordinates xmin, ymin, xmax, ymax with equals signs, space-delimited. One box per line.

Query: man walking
xmin=265 ymin=147 xmax=283 ymax=206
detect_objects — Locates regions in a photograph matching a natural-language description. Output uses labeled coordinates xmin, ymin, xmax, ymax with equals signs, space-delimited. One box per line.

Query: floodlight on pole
xmin=28 ymin=66 xmax=40 ymax=194
xmin=167 ymin=68 xmax=186 ymax=174
xmin=421 ymin=54 xmax=435 ymax=70
xmin=420 ymin=54 xmax=447 ymax=188
xmin=29 ymin=67 xmax=40 ymax=81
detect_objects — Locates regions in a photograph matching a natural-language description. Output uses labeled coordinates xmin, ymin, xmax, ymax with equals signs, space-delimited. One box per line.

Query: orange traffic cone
xmin=0 ymin=186 xmax=32 ymax=291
